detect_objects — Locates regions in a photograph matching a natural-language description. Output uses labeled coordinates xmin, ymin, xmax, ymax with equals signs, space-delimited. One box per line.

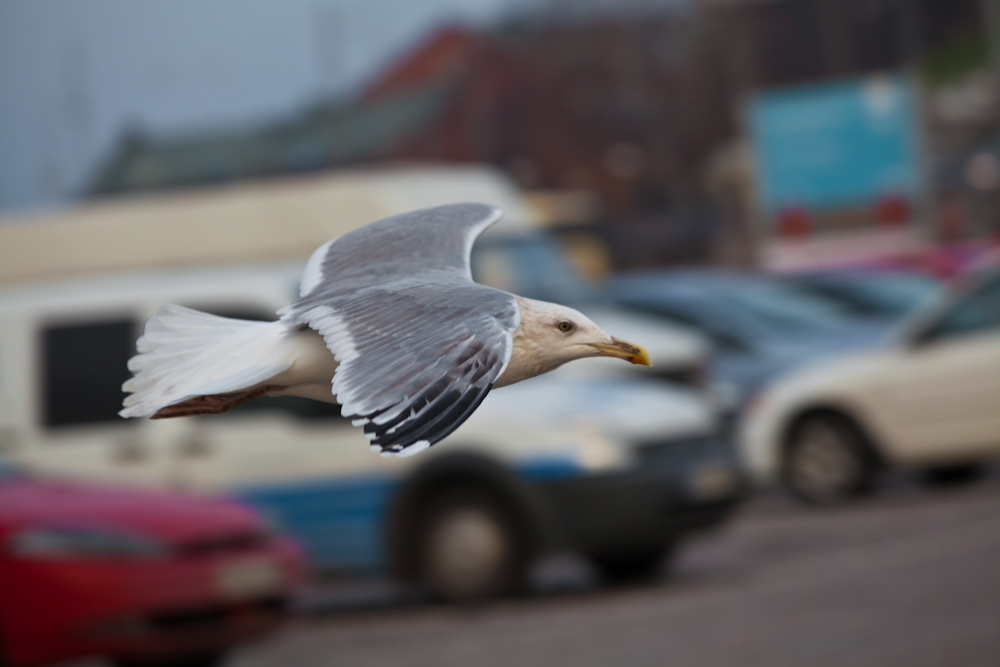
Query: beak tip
xmin=629 ymin=348 xmax=652 ymax=366
xmin=595 ymin=338 xmax=652 ymax=367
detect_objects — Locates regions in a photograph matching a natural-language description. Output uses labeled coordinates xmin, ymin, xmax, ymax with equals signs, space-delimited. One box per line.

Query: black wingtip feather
xmin=376 ymin=382 xmax=494 ymax=454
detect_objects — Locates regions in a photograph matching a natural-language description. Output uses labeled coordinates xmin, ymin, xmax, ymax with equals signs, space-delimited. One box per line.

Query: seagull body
xmin=120 ymin=204 xmax=649 ymax=457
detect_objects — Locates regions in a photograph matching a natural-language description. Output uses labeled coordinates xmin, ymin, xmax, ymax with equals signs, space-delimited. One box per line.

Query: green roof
xmin=90 ymin=87 xmax=447 ymax=195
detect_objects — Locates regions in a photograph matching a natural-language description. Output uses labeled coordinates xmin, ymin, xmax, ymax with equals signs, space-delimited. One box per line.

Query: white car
xmin=739 ymin=270 xmax=1000 ymax=503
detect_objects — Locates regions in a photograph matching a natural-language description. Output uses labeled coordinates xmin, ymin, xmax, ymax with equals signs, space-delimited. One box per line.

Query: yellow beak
xmin=588 ymin=337 xmax=652 ymax=366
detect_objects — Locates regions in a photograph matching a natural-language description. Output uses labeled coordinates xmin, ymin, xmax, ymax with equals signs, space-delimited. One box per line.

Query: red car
xmin=0 ymin=460 xmax=305 ymax=667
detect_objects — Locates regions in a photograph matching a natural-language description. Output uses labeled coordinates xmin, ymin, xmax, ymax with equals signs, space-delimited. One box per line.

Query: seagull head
xmin=515 ymin=298 xmax=651 ymax=371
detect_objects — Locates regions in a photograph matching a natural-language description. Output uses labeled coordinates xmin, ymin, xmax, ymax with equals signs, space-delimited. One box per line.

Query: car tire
xmin=113 ymin=650 xmax=227 ymax=667
xmin=782 ymin=412 xmax=877 ymax=505
xmin=415 ymin=486 xmax=528 ymax=602
xmin=590 ymin=543 xmax=674 ymax=583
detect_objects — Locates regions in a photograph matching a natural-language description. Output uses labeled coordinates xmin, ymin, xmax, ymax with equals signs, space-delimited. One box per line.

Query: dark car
xmin=781 ymin=268 xmax=945 ymax=321
xmin=604 ymin=270 xmax=893 ymax=409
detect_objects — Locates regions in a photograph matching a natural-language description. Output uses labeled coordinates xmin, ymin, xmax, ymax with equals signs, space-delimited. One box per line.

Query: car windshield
xmin=471 ymin=233 xmax=596 ymax=307
xmin=927 ymin=273 xmax=1000 ymax=338
xmin=715 ymin=280 xmax=852 ymax=331
xmin=608 ymin=274 xmax=845 ymax=343
xmin=816 ymin=273 xmax=943 ymax=317
xmin=684 ymin=299 xmax=783 ymax=342
xmin=612 ymin=285 xmax=778 ymax=347
xmin=656 ymin=301 xmax=761 ymax=350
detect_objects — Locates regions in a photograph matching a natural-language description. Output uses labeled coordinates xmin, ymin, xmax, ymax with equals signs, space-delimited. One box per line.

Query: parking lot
xmin=211 ymin=478 xmax=1000 ymax=667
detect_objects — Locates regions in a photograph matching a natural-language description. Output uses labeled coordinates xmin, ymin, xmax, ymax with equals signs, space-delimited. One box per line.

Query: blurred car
xmin=0 ymin=263 xmax=741 ymax=603
xmin=780 ymin=268 xmax=945 ymax=321
xmin=740 ymin=270 xmax=1000 ymax=504
xmin=0 ymin=458 xmax=304 ymax=667
xmin=605 ymin=270 xmax=891 ymax=409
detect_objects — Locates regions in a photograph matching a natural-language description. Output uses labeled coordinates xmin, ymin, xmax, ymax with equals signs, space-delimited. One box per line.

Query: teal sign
xmin=749 ymin=76 xmax=923 ymax=215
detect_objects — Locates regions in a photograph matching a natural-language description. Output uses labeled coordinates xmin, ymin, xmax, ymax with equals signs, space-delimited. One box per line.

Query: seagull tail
xmin=119 ymin=304 xmax=294 ymax=419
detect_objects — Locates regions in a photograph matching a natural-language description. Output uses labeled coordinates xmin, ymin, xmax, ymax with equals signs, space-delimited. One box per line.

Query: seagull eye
xmin=557 ymin=321 xmax=574 ymax=333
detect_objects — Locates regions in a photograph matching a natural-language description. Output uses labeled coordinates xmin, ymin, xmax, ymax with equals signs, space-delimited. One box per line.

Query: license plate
xmin=215 ymin=558 xmax=281 ymax=599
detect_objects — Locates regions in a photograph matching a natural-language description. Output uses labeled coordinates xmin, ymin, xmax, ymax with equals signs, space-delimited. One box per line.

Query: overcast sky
xmin=0 ymin=0 xmax=684 ymax=215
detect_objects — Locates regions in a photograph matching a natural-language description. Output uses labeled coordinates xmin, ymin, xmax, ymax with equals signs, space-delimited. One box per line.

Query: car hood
xmin=755 ymin=344 xmax=902 ymax=414
xmin=711 ymin=320 xmax=893 ymax=404
xmin=0 ymin=477 xmax=262 ymax=544
xmin=756 ymin=319 xmax=891 ymax=363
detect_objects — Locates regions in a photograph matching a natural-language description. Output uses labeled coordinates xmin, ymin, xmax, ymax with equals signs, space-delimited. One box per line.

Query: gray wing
xmin=280 ymin=203 xmax=521 ymax=457
xmin=297 ymin=202 xmax=503 ymax=298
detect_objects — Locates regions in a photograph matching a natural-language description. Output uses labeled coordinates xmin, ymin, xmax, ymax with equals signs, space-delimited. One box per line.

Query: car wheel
xmin=416 ymin=487 xmax=528 ymax=602
xmin=590 ymin=543 xmax=674 ymax=583
xmin=113 ymin=650 xmax=227 ymax=667
xmin=783 ymin=412 xmax=877 ymax=505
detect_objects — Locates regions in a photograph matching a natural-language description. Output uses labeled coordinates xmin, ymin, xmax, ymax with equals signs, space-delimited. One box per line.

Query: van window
xmin=42 ymin=319 xmax=137 ymax=427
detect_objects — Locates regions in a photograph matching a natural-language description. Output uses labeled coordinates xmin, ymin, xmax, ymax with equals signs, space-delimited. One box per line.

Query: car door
xmin=870 ymin=275 xmax=1000 ymax=462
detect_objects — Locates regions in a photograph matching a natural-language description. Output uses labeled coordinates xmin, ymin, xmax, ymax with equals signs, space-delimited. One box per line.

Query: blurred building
xmin=701 ymin=0 xmax=1000 ymax=259
xmin=88 ymin=19 xmax=734 ymax=269
xmin=91 ymin=88 xmax=450 ymax=194
xmin=700 ymin=0 xmax=982 ymax=89
xmin=87 ymin=0 xmax=996 ymax=270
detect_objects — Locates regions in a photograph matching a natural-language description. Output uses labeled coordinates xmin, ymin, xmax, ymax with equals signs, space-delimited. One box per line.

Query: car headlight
xmin=6 ymin=527 xmax=168 ymax=560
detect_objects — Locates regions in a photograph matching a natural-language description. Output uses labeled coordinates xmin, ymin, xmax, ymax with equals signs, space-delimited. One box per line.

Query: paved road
xmin=223 ymin=480 xmax=1000 ymax=667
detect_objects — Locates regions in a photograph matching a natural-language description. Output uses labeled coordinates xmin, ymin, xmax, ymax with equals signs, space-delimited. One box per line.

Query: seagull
xmin=120 ymin=203 xmax=650 ymax=457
